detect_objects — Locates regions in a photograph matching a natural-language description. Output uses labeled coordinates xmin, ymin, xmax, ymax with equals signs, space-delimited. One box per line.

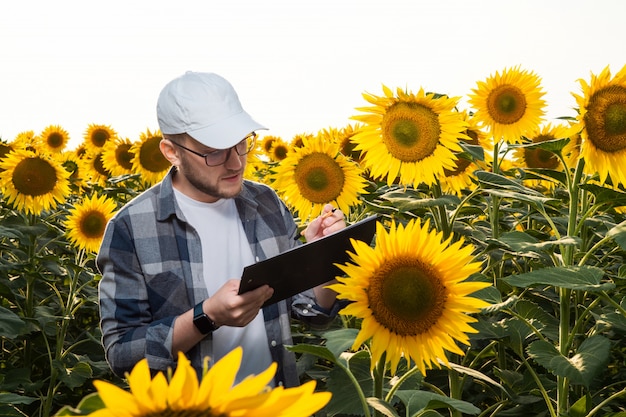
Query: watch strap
xmin=193 ymin=302 xmax=218 ymax=334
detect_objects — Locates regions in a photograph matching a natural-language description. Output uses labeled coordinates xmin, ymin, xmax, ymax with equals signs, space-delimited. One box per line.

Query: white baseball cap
xmin=156 ymin=71 xmax=267 ymax=149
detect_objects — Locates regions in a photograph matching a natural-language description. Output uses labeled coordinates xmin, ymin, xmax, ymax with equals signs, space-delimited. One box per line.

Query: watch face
xmin=193 ymin=302 xmax=217 ymax=334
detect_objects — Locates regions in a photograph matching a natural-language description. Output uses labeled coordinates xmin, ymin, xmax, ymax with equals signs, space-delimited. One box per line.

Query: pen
xmin=321 ymin=207 xmax=337 ymax=219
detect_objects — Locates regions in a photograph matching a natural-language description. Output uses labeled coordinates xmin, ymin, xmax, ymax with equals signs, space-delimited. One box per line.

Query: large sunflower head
xmin=83 ymin=124 xmax=117 ymax=148
xmin=573 ymin=64 xmax=626 ymax=187
xmin=64 ymin=193 xmax=117 ymax=253
xmin=101 ymin=136 xmax=135 ymax=177
xmin=130 ymin=128 xmax=170 ymax=186
xmin=351 ymin=85 xmax=467 ymax=187
xmin=39 ymin=124 xmax=70 ymax=154
xmin=328 ymin=219 xmax=491 ymax=375
xmin=270 ymin=132 xmax=368 ymax=221
xmin=468 ymin=66 xmax=547 ymax=144
xmin=88 ymin=347 xmax=331 ymax=417
xmin=0 ymin=149 xmax=71 ymax=215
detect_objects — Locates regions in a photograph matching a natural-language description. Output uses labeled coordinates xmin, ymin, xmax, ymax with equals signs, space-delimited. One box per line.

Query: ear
xmin=160 ymin=139 xmax=182 ymax=166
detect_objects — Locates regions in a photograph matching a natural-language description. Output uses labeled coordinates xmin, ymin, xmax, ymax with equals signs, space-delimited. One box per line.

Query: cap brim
xmin=186 ymin=111 xmax=267 ymax=149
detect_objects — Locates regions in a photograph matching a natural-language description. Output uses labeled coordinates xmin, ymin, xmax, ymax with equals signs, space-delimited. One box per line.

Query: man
xmin=97 ymin=71 xmax=345 ymax=387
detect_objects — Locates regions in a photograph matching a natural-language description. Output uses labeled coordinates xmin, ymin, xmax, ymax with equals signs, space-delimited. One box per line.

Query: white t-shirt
xmin=174 ymin=189 xmax=273 ymax=383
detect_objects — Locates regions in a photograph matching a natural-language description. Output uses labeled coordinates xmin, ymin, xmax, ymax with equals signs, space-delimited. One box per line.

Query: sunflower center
xmin=524 ymin=134 xmax=559 ymax=169
xmin=115 ymin=143 xmax=134 ymax=170
xmin=294 ymin=153 xmax=345 ymax=204
xmin=47 ymin=132 xmax=65 ymax=149
xmin=273 ymin=145 xmax=289 ymax=160
xmin=368 ymin=256 xmax=447 ymax=336
xmin=12 ymin=157 xmax=58 ymax=197
xmin=80 ymin=211 xmax=108 ymax=239
xmin=91 ymin=129 xmax=111 ymax=147
xmin=381 ymin=102 xmax=441 ymax=162
xmin=93 ymin=152 xmax=110 ymax=177
xmin=140 ymin=136 xmax=171 ymax=173
xmin=487 ymin=85 xmax=527 ymax=125
xmin=443 ymin=156 xmax=471 ymax=176
xmin=585 ymin=85 xmax=626 ymax=153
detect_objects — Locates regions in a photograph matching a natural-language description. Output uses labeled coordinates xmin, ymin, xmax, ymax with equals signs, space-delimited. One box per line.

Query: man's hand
xmin=204 ymin=280 xmax=273 ymax=327
xmin=302 ymin=204 xmax=346 ymax=242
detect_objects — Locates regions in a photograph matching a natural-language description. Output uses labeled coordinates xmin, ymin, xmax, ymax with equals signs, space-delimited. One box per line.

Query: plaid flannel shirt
xmin=97 ymin=168 xmax=309 ymax=387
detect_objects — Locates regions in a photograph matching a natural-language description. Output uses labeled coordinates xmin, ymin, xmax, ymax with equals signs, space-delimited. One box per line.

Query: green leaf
xmin=394 ymin=390 xmax=481 ymax=415
xmin=287 ymin=343 xmax=337 ymax=364
xmin=606 ymin=220 xmax=626 ymax=250
xmin=0 ymin=306 xmax=27 ymax=338
xmin=322 ymin=328 xmax=359 ymax=358
xmin=502 ymin=265 xmax=614 ymax=291
xmin=53 ymin=392 xmax=104 ymax=416
xmin=55 ymin=361 xmax=93 ymax=390
xmin=446 ymin=362 xmax=513 ymax=399
xmin=366 ymin=398 xmax=400 ymax=417
xmin=527 ymin=335 xmax=611 ymax=386
xmin=495 ymin=231 xmax=579 ymax=254
xmin=513 ymin=137 xmax=571 ymax=153
xmin=325 ymin=350 xmax=373 ymax=416
xmin=0 ymin=392 xmax=38 ymax=405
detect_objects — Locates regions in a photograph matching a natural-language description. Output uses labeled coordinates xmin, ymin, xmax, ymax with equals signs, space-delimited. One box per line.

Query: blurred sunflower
xmin=512 ymin=123 xmax=574 ymax=189
xmin=58 ymin=151 xmax=85 ymax=190
xmin=573 ymin=64 xmax=626 ymax=187
xmin=0 ymin=141 xmax=14 ymax=172
xmin=351 ymin=85 xmax=467 ymax=187
xmin=468 ymin=66 xmax=546 ymax=144
xmin=81 ymin=150 xmax=112 ymax=187
xmin=130 ymin=128 xmax=170 ymax=186
xmin=88 ymin=347 xmax=331 ymax=417
xmin=84 ymin=124 xmax=117 ymax=148
xmin=328 ymin=219 xmax=490 ymax=375
xmin=39 ymin=124 xmax=70 ymax=154
xmin=439 ymin=112 xmax=490 ymax=195
xmin=11 ymin=130 xmax=39 ymax=153
xmin=271 ymin=133 xmax=367 ymax=221
xmin=337 ymin=123 xmax=364 ymax=162
xmin=268 ymin=137 xmax=290 ymax=162
xmin=0 ymin=149 xmax=71 ymax=215
xmin=260 ymin=135 xmax=281 ymax=154
xmin=290 ymin=133 xmax=313 ymax=149
xmin=101 ymin=137 xmax=135 ymax=177
xmin=64 ymin=193 xmax=117 ymax=253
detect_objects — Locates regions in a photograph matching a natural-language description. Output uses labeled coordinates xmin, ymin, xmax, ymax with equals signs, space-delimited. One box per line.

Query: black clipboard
xmin=238 ymin=214 xmax=378 ymax=307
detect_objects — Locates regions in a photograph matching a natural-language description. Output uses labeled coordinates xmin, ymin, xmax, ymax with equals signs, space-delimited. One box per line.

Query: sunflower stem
xmin=373 ymin=355 xmax=386 ymax=417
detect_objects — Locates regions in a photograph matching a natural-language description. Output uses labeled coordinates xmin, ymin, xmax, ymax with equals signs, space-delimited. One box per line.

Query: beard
xmin=176 ymin=158 xmax=244 ymax=200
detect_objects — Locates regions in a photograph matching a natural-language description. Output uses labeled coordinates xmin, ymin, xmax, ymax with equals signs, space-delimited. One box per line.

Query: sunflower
xmin=270 ymin=133 xmax=367 ymax=221
xmin=130 ymin=128 xmax=170 ymax=186
xmin=11 ymin=130 xmax=39 ymax=153
xmin=269 ymin=139 xmax=290 ymax=162
xmin=80 ymin=150 xmax=112 ymax=187
xmin=573 ymin=64 xmax=626 ymax=187
xmin=101 ymin=137 xmax=135 ymax=177
xmin=512 ymin=123 xmax=575 ymax=189
xmin=290 ymin=133 xmax=313 ymax=149
xmin=260 ymin=135 xmax=281 ymax=154
xmin=58 ymin=151 xmax=85 ymax=190
xmin=337 ymin=123 xmax=365 ymax=162
xmin=88 ymin=347 xmax=331 ymax=417
xmin=468 ymin=66 xmax=546 ymax=144
xmin=0 ymin=149 xmax=71 ymax=215
xmin=328 ymin=219 xmax=491 ymax=375
xmin=64 ymin=193 xmax=117 ymax=253
xmin=351 ymin=85 xmax=468 ymax=187
xmin=439 ymin=112 xmax=490 ymax=195
xmin=39 ymin=124 xmax=70 ymax=154
xmin=84 ymin=124 xmax=117 ymax=148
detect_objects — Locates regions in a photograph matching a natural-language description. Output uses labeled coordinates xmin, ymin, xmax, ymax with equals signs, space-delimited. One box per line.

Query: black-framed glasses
xmin=170 ymin=132 xmax=257 ymax=167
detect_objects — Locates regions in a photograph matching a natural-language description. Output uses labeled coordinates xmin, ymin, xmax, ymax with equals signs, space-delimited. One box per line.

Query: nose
xmin=223 ymin=146 xmax=243 ymax=169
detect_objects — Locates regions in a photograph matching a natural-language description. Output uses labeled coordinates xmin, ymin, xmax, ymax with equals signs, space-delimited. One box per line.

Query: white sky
xmin=1 ymin=0 xmax=624 ymax=149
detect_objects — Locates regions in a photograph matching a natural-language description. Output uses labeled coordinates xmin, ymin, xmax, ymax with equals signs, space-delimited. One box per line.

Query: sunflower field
xmin=1 ymin=64 xmax=626 ymax=417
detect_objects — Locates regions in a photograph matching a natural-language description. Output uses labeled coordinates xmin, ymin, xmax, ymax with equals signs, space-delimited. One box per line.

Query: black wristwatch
xmin=193 ymin=302 xmax=219 ymax=335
